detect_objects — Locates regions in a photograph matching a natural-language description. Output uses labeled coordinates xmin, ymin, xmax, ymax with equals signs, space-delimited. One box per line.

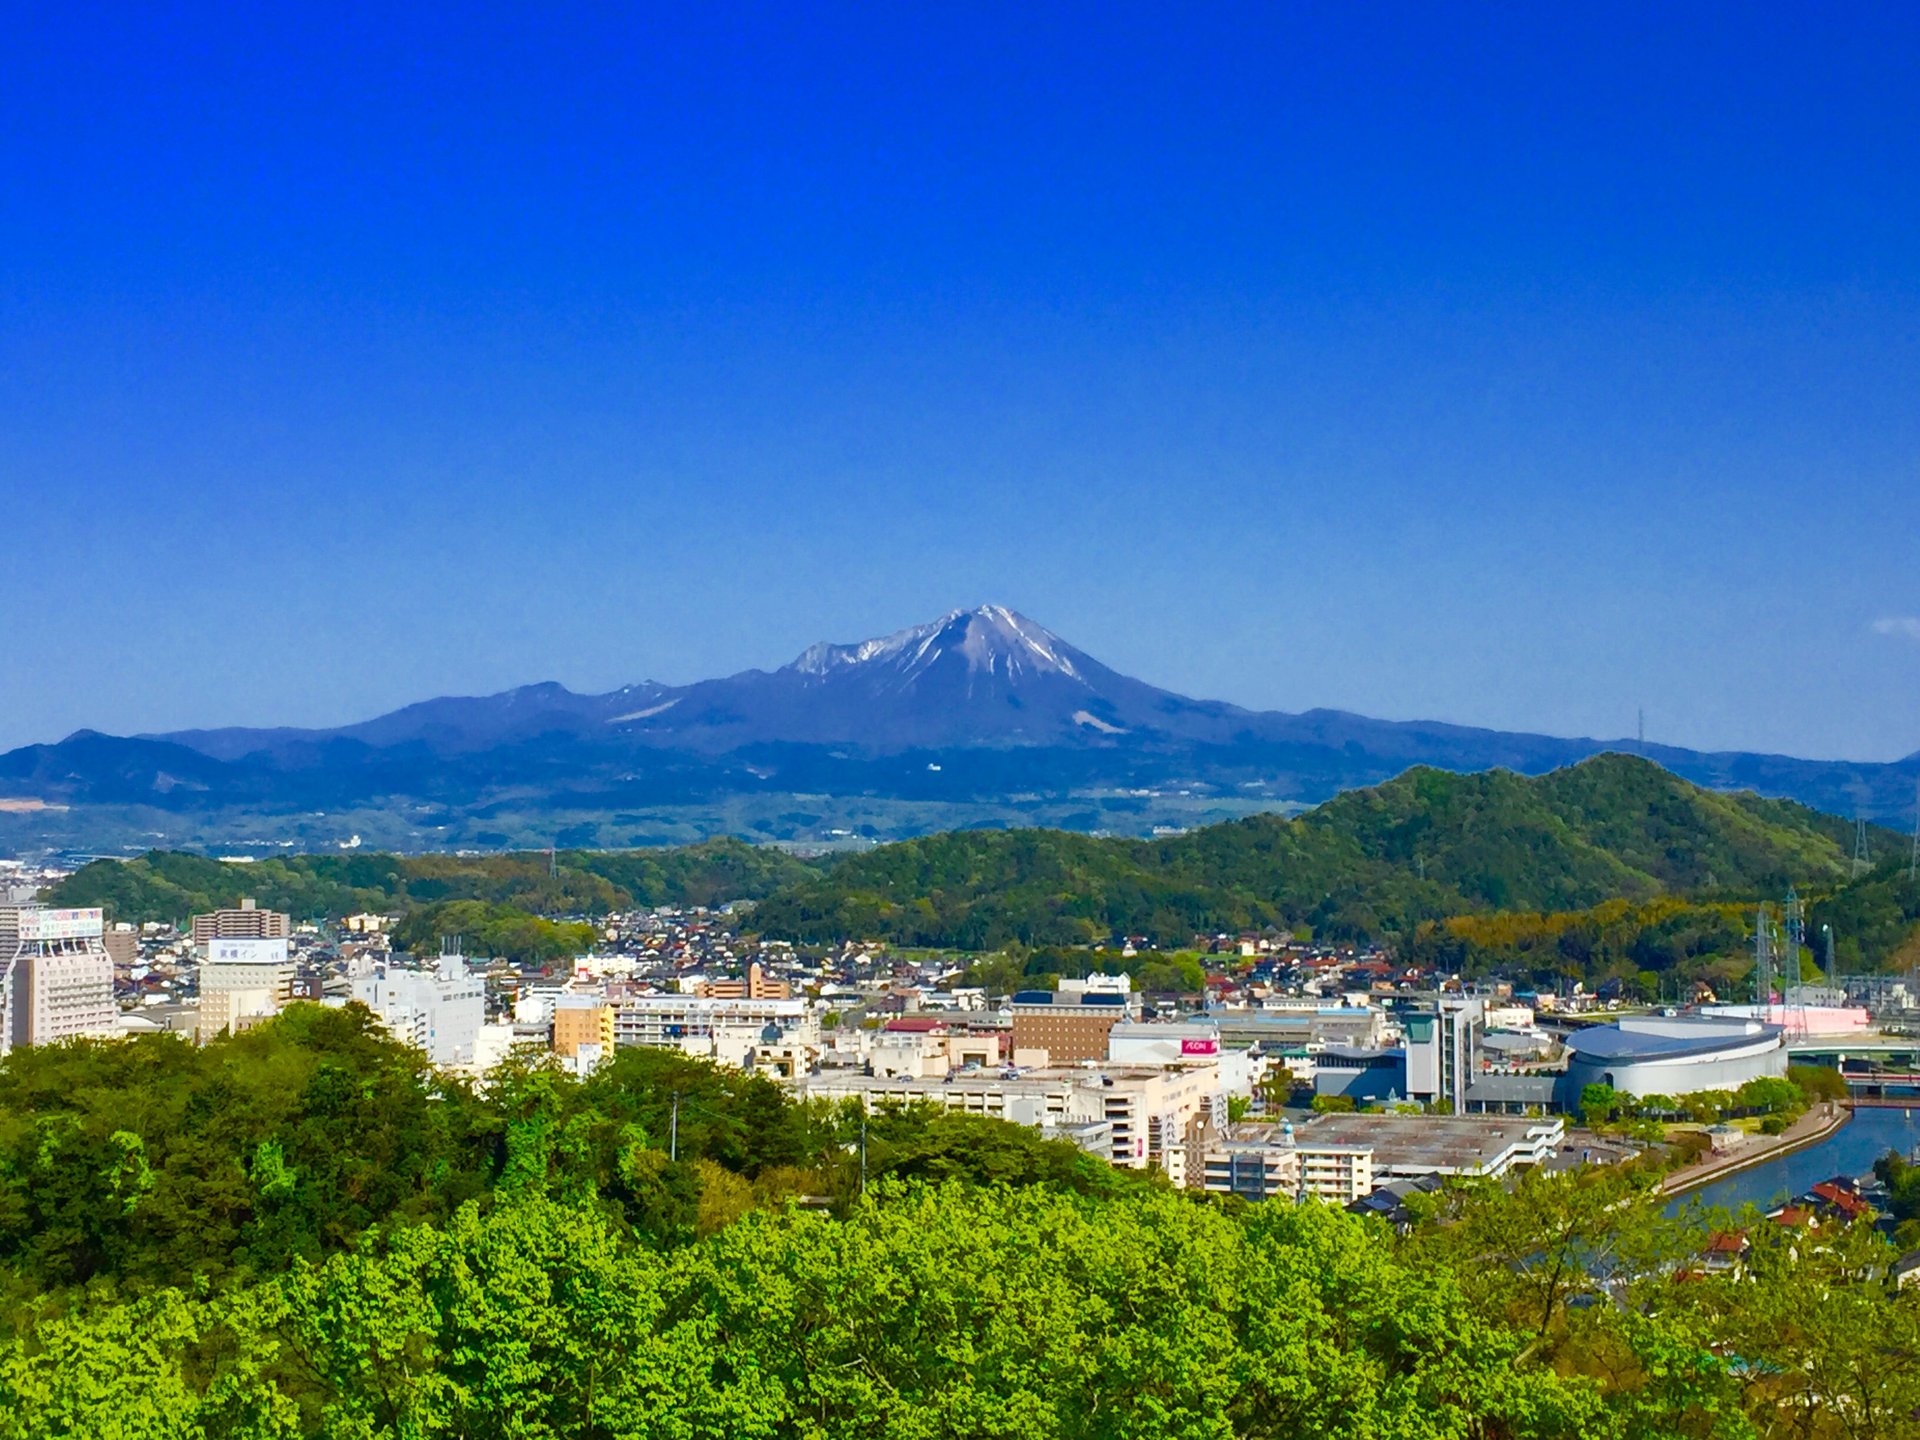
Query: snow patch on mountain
xmin=787 ymin=605 xmax=1087 ymax=685
xmin=607 ymin=698 xmax=681 ymax=724
xmin=1073 ymin=710 xmax=1127 ymax=735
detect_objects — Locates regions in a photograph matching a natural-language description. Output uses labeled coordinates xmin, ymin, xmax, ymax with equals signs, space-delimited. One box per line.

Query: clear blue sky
xmin=6 ymin=3 xmax=1918 ymax=760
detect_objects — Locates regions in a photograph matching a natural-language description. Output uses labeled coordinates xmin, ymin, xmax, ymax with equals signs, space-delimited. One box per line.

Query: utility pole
xmin=1822 ymin=924 xmax=1836 ymax=991
xmin=669 ymin=1091 xmax=680 ymax=1162
xmin=859 ymin=1108 xmax=868 ymax=1196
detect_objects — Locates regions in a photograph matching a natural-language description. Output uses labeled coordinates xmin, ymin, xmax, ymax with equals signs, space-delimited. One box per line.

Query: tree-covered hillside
xmin=44 ymin=838 xmax=821 ymax=925
xmin=751 ymin=755 xmax=1903 ymax=950
xmin=42 ymin=755 xmax=1919 ymax=972
xmin=1 ymin=1011 xmax=1915 ymax=1438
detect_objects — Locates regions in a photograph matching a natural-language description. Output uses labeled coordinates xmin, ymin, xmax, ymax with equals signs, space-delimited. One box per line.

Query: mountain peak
xmin=787 ymin=606 xmax=1086 ymax=684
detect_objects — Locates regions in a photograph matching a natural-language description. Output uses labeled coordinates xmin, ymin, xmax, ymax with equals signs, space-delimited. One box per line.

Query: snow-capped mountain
xmin=791 ymin=606 xmax=1086 ymax=684
xmin=614 ymin=605 xmax=1203 ymax=751
xmin=121 ymin=603 xmax=1920 ymax=772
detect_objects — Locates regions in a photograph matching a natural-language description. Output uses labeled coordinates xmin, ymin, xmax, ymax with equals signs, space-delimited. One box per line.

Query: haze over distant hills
xmin=2 ymin=606 xmax=1915 ymax=855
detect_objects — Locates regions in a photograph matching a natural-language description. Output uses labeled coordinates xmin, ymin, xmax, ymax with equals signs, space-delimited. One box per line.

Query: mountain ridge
xmin=4 ymin=606 xmax=1916 ymax=852
xmin=748 ymin=752 xmax=1914 ymax=954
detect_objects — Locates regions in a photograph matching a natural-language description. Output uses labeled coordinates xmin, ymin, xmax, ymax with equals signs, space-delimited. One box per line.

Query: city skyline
xmin=7 ymin=5 xmax=1919 ymax=760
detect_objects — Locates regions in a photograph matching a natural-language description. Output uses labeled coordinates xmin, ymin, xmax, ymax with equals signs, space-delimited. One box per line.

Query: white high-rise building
xmin=350 ymin=950 xmax=486 ymax=1067
xmin=0 ymin=905 xmax=118 ymax=1053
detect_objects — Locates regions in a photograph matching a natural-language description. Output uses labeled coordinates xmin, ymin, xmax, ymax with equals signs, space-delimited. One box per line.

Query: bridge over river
xmin=1785 ymin=1037 xmax=1920 ymax=1097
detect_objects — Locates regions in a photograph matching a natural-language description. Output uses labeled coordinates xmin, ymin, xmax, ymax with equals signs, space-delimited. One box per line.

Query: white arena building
xmin=1559 ymin=1015 xmax=1787 ymax=1100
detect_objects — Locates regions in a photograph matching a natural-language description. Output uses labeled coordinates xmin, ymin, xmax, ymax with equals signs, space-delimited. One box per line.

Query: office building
xmin=1313 ymin=1044 xmax=1409 ymax=1103
xmin=0 ymin=905 xmax=117 ymax=1052
xmin=190 ymin=898 xmax=291 ymax=945
xmin=1404 ymin=997 xmax=1483 ymax=1111
xmin=1313 ymin=997 xmax=1485 ymax=1110
xmin=691 ymin=962 xmax=792 ymax=1001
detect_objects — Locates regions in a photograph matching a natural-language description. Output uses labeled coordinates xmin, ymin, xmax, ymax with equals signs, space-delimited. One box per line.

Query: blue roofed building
xmin=1557 ymin=1015 xmax=1786 ymax=1104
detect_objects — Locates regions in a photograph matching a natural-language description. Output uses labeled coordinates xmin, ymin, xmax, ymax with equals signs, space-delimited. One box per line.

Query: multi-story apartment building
xmin=795 ymin=1069 xmax=1089 ymax=1127
xmin=0 ymin=905 xmax=117 ymax=1052
xmin=552 ymin=997 xmax=616 ymax=1059
xmin=794 ymin=1060 xmax=1223 ymax=1183
xmin=1092 ymin=1062 xmax=1224 ymax=1181
xmin=102 ymin=928 xmax=140 ymax=967
xmin=190 ymin=898 xmax=291 ymax=945
xmin=1198 ymin=1127 xmax=1376 ymax=1204
xmin=612 ymin=995 xmax=812 ymax=1059
xmin=690 ymin=962 xmax=791 ymax=1001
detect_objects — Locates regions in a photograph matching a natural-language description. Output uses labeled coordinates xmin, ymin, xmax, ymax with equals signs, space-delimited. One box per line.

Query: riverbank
xmin=1660 ymin=1102 xmax=1851 ymax=1199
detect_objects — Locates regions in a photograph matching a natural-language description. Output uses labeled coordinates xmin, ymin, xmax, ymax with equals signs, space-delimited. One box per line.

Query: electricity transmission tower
xmin=1910 ymin=779 xmax=1919 ymax=883
xmin=1752 ymin=906 xmax=1775 ymax=1009
xmin=1784 ymin=887 xmax=1804 ymax=983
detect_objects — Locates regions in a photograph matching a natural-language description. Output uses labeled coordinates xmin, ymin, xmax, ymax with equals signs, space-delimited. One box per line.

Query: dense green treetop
xmin=2 ymin=1007 xmax=1917 ymax=1438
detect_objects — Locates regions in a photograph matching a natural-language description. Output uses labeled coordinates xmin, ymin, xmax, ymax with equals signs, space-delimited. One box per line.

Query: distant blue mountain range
xmin=3 ymin=606 xmax=1914 ymax=851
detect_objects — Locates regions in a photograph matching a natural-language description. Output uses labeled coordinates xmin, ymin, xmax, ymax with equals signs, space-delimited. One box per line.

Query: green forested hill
xmin=749 ymin=755 xmax=1902 ymax=949
xmin=43 ymin=837 xmax=821 ymax=924
xmin=44 ymin=756 xmax=1917 ymax=970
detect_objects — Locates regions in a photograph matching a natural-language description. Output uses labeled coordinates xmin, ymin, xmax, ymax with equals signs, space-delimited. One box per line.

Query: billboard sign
xmin=207 ymin=937 xmax=290 ymax=966
xmin=16 ymin=907 xmax=103 ymax=941
xmin=1180 ymin=1037 xmax=1220 ymax=1056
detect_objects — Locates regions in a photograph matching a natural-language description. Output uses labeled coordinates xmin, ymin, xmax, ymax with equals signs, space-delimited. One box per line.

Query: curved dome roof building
xmin=1560 ymin=1015 xmax=1787 ymax=1100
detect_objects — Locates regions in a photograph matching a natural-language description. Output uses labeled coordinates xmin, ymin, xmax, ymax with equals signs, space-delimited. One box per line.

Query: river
xmin=1666 ymin=1106 xmax=1920 ymax=1215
